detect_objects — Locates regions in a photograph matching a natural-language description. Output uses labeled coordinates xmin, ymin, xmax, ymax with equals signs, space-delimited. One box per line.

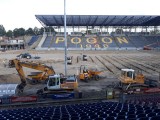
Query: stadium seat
xmin=150 ymin=115 xmax=160 ymax=120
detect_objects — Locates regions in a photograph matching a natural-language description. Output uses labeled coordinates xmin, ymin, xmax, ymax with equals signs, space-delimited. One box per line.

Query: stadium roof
xmin=35 ymin=15 xmax=160 ymax=27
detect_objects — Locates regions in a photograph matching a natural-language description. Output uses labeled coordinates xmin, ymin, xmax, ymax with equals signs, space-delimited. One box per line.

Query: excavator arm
xmin=11 ymin=59 xmax=55 ymax=92
xmin=18 ymin=60 xmax=55 ymax=81
xmin=12 ymin=59 xmax=27 ymax=93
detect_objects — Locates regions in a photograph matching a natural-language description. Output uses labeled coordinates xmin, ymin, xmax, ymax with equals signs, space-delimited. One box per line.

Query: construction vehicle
xmin=11 ymin=59 xmax=78 ymax=94
xmin=67 ymin=56 xmax=73 ymax=65
xmin=37 ymin=74 xmax=78 ymax=95
xmin=119 ymin=69 xmax=145 ymax=84
xmin=79 ymin=65 xmax=102 ymax=82
xmin=143 ymin=42 xmax=160 ymax=50
xmin=8 ymin=60 xmax=15 ymax=68
xmin=111 ymin=68 xmax=159 ymax=94
xmin=16 ymin=53 xmax=32 ymax=59
xmin=11 ymin=59 xmax=55 ymax=84
xmin=83 ymin=55 xmax=87 ymax=61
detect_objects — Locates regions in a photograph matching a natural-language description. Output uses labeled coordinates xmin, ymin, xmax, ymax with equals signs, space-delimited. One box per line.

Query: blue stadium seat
xmin=138 ymin=117 xmax=149 ymax=120
xmin=0 ymin=101 xmax=159 ymax=120
xmin=105 ymin=116 xmax=115 ymax=120
xmin=116 ymin=115 xmax=126 ymax=120
xmin=136 ymin=113 xmax=146 ymax=118
xmin=150 ymin=115 xmax=160 ymax=120
xmin=147 ymin=112 xmax=157 ymax=117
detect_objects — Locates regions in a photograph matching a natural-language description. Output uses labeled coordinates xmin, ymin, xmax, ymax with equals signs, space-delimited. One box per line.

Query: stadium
xmin=0 ymin=14 xmax=160 ymax=120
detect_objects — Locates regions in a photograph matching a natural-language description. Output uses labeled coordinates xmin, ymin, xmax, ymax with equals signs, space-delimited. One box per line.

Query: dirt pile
xmin=0 ymin=74 xmax=20 ymax=84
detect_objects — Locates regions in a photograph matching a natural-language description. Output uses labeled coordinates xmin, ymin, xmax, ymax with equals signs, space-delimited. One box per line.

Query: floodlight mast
xmin=64 ymin=0 xmax=67 ymax=76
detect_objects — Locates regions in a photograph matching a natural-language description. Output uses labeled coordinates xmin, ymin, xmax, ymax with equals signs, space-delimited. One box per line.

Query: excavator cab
xmin=47 ymin=74 xmax=61 ymax=90
xmin=121 ymin=69 xmax=135 ymax=79
xmin=47 ymin=74 xmax=78 ymax=91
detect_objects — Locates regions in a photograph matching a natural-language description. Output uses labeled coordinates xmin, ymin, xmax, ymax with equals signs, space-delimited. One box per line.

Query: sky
xmin=0 ymin=0 xmax=160 ymax=31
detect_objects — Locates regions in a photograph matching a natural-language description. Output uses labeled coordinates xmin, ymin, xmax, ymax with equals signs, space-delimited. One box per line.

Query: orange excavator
xmin=11 ymin=59 xmax=78 ymax=94
xmin=11 ymin=59 xmax=55 ymax=84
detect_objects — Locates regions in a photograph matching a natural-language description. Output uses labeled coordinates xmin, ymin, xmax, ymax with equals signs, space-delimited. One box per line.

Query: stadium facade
xmin=1 ymin=15 xmax=160 ymax=50
xmin=33 ymin=15 xmax=160 ymax=50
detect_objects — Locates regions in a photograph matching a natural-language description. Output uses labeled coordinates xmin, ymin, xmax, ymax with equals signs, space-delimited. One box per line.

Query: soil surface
xmin=0 ymin=49 xmax=160 ymax=97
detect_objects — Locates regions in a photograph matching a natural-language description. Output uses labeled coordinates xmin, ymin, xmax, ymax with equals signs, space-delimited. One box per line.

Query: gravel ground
xmin=0 ymin=49 xmax=160 ymax=98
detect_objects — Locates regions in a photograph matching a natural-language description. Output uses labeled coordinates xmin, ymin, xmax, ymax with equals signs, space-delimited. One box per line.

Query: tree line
xmin=0 ymin=25 xmax=55 ymax=38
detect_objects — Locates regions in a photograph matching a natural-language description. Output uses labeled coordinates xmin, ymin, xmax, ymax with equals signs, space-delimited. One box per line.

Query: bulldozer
xmin=119 ymin=68 xmax=145 ymax=84
xmin=79 ymin=65 xmax=102 ymax=82
xmin=11 ymin=59 xmax=78 ymax=94
xmin=111 ymin=68 xmax=159 ymax=94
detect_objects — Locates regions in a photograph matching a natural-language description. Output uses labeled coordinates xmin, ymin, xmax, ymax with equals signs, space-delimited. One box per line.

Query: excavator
xmin=12 ymin=59 xmax=55 ymax=84
xmin=11 ymin=59 xmax=78 ymax=94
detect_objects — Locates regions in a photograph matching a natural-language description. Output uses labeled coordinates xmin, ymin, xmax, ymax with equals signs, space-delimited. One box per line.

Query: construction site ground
xmin=0 ymin=49 xmax=160 ymax=99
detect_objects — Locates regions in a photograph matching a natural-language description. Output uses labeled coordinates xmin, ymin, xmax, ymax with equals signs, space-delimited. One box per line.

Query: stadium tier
xmin=41 ymin=35 xmax=52 ymax=47
xmin=143 ymin=36 xmax=160 ymax=48
xmin=32 ymin=34 xmax=160 ymax=50
xmin=0 ymin=101 xmax=159 ymax=120
xmin=28 ymin=36 xmax=39 ymax=46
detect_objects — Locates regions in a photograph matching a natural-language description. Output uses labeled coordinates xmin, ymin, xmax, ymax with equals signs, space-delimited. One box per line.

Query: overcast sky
xmin=0 ymin=0 xmax=160 ymax=31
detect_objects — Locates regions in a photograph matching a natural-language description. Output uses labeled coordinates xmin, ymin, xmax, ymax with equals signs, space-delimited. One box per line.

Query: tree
xmin=6 ymin=30 xmax=13 ymax=38
xmin=18 ymin=28 xmax=25 ymax=36
xmin=13 ymin=28 xmax=25 ymax=37
xmin=25 ymin=28 xmax=35 ymax=35
xmin=39 ymin=27 xmax=44 ymax=35
xmin=0 ymin=25 xmax=6 ymax=36
xmin=45 ymin=26 xmax=55 ymax=33
xmin=13 ymin=28 xmax=19 ymax=37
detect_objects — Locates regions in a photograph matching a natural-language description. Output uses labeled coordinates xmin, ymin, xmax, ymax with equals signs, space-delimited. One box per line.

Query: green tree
xmin=39 ymin=27 xmax=44 ymax=35
xmin=45 ymin=26 xmax=55 ymax=33
xmin=13 ymin=28 xmax=19 ymax=37
xmin=18 ymin=28 xmax=25 ymax=36
xmin=25 ymin=28 xmax=35 ymax=35
xmin=0 ymin=25 xmax=6 ymax=36
xmin=6 ymin=30 xmax=13 ymax=38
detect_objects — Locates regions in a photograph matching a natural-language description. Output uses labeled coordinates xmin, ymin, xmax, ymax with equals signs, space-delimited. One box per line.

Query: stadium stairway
xmin=125 ymin=35 xmax=137 ymax=48
xmin=36 ymin=34 xmax=47 ymax=50
xmin=41 ymin=35 xmax=53 ymax=48
xmin=29 ymin=35 xmax=42 ymax=49
xmin=49 ymin=35 xmax=56 ymax=49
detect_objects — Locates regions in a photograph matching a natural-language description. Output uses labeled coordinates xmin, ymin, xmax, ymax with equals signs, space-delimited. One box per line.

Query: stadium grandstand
xmin=26 ymin=15 xmax=160 ymax=50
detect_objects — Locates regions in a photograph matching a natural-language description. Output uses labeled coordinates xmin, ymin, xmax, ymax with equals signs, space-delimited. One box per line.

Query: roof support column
xmin=43 ymin=27 xmax=46 ymax=36
xmin=86 ymin=26 xmax=88 ymax=35
xmin=72 ymin=26 xmax=74 ymax=33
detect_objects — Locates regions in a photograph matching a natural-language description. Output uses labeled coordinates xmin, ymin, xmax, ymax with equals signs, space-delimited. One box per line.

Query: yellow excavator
xmin=11 ymin=59 xmax=78 ymax=94
xmin=12 ymin=59 xmax=55 ymax=84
